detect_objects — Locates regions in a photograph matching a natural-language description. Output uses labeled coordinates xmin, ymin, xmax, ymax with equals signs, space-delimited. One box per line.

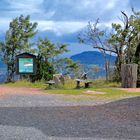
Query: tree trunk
xmin=121 ymin=64 xmax=138 ymax=88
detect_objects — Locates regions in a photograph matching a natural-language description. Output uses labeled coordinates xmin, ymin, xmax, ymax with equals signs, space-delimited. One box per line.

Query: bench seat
xmin=46 ymin=80 xmax=55 ymax=87
xmin=75 ymin=79 xmax=92 ymax=88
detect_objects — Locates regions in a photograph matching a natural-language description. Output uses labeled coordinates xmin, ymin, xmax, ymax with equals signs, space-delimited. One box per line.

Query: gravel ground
xmin=0 ymin=86 xmax=140 ymax=140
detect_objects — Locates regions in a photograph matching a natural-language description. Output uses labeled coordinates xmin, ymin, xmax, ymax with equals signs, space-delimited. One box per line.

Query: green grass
xmin=94 ymin=88 xmax=140 ymax=100
xmin=2 ymin=79 xmax=140 ymax=101
xmin=45 ymin=80 xmax=122 ymax=96
xmin=3 ymin=80 xmax=46 ymax=88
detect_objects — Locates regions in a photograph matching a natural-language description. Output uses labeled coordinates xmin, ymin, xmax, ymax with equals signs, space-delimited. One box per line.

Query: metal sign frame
xmin=16 ymin=53 xmax=36 ymax=75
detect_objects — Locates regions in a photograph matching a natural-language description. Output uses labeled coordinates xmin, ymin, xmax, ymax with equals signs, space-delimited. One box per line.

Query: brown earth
xmin=120 ymin=88 xmax=140 ymax=92
xmin=0 ymin=86 xmax=44 ymax=96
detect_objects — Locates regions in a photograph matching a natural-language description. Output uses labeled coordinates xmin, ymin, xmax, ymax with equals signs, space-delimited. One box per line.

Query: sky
xmin=0 ymin=0 xmax=140 ymax=56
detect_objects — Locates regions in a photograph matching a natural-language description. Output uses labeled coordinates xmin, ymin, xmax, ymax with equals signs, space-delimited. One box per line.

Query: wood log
xmin=121 ymin=64 xmax=138 ymax=88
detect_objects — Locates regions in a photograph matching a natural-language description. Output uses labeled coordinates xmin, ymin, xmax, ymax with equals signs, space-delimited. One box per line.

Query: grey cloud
xmin=0 ymin=0 xmax=139 ymax=23
xmin=42 ymin=0 xmax=130 ymax=22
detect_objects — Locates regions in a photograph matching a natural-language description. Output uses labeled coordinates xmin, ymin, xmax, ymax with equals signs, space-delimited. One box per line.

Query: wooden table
xmin=46 ymin=80 xmax=55 ymax=88
xmin=75 ymin=79 xmax=92 ymax=88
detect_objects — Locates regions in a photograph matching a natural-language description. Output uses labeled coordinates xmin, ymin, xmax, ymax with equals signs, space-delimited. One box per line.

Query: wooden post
xmin=76 ymin=80 xmax=80 ymax=88
xmin=121 ymin=64 xmax=138 ymax=88
xmin=85 ymin=83 xmax=89 ymax=88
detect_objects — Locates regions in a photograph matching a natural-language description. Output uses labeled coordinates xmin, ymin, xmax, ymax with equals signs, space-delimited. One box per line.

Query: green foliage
xmin=0 ymin=15 xmax=78 ymax=83
xmin=79 ymin=9 xmax=140 ymax=82
xmin=0 ymin=15 xmax=37 ymax=82
xmin=108 ymin=10 xmax=140 ymax=80
xmin=32 ymin=38 xmax=70 ymax=81
xmin=54 ymin=58 xmax=80 ymax=76
xmin=41 ymin=62 xmax=54 ymax=81
xmin=4 ymin=80 xmax=46 ymax=88
xmin=37 ymin=38 xmax=68 ymax=61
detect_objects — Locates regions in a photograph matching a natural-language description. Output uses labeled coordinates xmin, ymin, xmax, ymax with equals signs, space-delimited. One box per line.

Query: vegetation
xmin=79 ymin=9 xmax=140 ymax=82
xmin=0 ymin=15 xmax=78 ymax=83
xmin=3 ymin=80 xmax=46 ymax=88
xmin=0 ymin=15 xmax=37 ymax=82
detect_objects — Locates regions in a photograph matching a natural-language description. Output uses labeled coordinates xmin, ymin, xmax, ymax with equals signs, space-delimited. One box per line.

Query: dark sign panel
xmin=16 ymin=53 xmax=36 ymax=75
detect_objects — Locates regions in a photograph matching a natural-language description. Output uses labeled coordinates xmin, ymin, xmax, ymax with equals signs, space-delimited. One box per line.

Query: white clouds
xmin=0 ymin=18 xmax=129 ymax=37
xmin=0 ymin=18 xmax=87 ymax=36
xmin=0 ymin=18 xmax=10 ymax=32
xmin=36 ymin=19 xmax=123 ymax=36
xmin=105 ymin=1 xmax=116 ymax=10
xmin=36 ymin=20 xmax=87 ymax=36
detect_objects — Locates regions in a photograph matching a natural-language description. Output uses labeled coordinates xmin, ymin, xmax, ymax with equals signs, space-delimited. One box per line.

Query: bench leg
xmin=48 ymin=83 xmax=52 ymax=88
xmin=48 ymin=83 xmax=55 ymax=88
xmin=76 ymin=81 xmax=80 ymax=88
xmin=85 ymin=83 xmax=89 ymax=88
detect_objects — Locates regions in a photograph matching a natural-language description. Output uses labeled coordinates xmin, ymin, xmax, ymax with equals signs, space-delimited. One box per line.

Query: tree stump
xmin=121 ymin=64 xmax=138 ymax=88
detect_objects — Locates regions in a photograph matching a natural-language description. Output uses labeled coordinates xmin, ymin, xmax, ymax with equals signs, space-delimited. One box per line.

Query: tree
xmin=55 ymin=58 xmax=80 ymax=77
xmin=78 ymin=64 xmax=99 ymax=79
xmin=0 ymin=15 xmax=37 ymax=82
xmin=79 ymin=10 xmax=140 ymax=81
xmin=108 ymin=10 xmax=140 ymax=81
xmin=78 ymin=19 xmax=114 ymax=81
xmin=34 ymin=38 xmax=69 ymax=81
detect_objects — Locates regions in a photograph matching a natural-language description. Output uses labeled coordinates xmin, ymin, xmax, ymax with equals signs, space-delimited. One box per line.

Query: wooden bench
xmin=75 ymin=79 xmax=92 ymax=88
xmin=46 ymin=74 xmax=65 ymax=88
xmin=46 ymin=80 xmax=55 ymax=88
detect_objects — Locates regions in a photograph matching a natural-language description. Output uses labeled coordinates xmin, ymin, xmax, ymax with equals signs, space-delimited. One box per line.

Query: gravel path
xmin=0 ymin=86 xmax=140 ymax=140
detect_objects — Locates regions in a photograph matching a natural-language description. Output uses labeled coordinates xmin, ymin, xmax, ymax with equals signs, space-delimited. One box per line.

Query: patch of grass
xmin=62 ymin=96 xmax=96 ymax=101
xmin=45 ymin=88 xmax=87 ymax=95
xmin=3 ymin=80 xmax=46 ymax=88
xmin=92 ymin=80 xmax=121 ymax=88
xmin=45 ymin=80 xmax=122 ymax=96
xmin=93 ymin=88 xmax=140 ymax=101
xmin=45 ymin=79 xmax=92 ymax=95
xmin=45 ymin=79 xmax=140 ymax=101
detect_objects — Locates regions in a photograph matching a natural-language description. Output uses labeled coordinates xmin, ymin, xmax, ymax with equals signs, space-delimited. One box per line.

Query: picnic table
xmin=46 ymin=74 xmax=65 ymax=88
xmin=46 ymin=80 xmax=55 ymax=87
xmin=75 ymin=79 xmax=92 ymax=88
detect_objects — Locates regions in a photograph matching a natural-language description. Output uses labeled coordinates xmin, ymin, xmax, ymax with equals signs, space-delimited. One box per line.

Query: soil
xmin=120 ymin=88 xmax=140 ymax=92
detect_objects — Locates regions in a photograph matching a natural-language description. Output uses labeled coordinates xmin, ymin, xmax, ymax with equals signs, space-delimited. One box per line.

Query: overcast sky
xmin=0 ymin=0 xmax=140 ymax=56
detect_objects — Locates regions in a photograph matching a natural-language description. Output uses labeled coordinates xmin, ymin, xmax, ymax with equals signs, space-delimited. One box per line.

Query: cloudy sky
xmin=0 ymin=0 xmax=140 ymax=56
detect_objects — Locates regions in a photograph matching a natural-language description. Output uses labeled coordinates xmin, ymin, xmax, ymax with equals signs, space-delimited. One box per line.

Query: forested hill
xmin=71 ymin=51 xmax=116 ymax=65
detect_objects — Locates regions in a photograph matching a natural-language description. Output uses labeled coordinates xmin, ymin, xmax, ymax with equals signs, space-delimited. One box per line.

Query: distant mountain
xmin=71 ymin=51 xmax=116 ymax=79
xmin=71 ymin=51 xmax=116 ymax=66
